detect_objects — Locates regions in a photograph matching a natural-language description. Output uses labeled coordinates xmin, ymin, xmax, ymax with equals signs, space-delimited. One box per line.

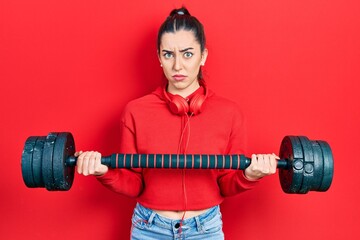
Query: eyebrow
xmin=162 ymin=47 xmax=194 ymax=53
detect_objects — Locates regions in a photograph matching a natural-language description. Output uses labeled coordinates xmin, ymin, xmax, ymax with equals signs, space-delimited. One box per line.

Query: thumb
xmin=74 ymin=151 xmax=83 ymax=157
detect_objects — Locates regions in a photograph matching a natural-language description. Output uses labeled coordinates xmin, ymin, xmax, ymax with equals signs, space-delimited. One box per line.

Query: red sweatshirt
xmin=97 ymin=86 xmax=258 ymax=210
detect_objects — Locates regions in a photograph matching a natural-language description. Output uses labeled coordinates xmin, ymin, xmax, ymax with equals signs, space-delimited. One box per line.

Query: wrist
xmin=244 ymin=170 xmax=261 ymax=181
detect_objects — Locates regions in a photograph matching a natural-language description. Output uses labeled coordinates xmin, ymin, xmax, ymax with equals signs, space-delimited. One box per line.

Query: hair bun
xmin=170 ymin=7 xmax=191 ymax=17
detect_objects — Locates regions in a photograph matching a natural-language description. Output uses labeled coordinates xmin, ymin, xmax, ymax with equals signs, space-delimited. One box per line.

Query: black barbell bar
xmin=21 ymin=132 xmax=334 ymax=193
xmin=66 ymin=153 xmax=290 ymax=170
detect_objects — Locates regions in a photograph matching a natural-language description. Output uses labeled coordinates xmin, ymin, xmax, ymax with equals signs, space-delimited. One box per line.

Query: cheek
xmin=162 ymin=65 xmax=173 ymax=78
xmin=163 ymin=65 xmax=171 ymax=73
xmin=188 ymin=62 xmax=201 ymax=74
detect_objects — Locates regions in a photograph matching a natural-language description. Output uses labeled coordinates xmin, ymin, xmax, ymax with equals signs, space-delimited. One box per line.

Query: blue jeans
xmin=131 ymin=203 xmax=224 ymax=240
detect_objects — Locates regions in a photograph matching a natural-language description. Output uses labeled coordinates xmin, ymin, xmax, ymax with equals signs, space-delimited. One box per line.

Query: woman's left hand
xmin=244 ymin=153 xmax=279 ymax=180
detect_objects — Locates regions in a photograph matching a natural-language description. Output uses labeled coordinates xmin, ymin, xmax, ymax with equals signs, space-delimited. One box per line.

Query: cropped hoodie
xmin=97 ymin=86 xmax=258 ymax=210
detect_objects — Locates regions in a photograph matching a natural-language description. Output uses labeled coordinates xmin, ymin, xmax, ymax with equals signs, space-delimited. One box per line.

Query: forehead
xmin=160 ymin=29 xmax=200 ymax=50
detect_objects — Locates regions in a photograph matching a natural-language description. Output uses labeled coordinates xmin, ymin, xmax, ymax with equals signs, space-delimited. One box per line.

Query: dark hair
xmin=157 ymin=7 xmax=206 ymax=80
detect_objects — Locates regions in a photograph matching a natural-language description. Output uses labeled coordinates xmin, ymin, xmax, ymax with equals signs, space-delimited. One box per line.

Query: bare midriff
xmin=153 ymin=208 xmax=210 ymax=220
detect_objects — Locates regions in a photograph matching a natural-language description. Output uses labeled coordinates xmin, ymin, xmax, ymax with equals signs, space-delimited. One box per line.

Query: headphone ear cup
xmin=189 ymin=94 xmax=206 ymax=115
xmin=169 ymin=95 xmax=189 ymax=115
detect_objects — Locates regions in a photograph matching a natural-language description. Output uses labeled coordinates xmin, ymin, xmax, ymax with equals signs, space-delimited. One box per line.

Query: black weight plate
xmin=53 ymin=132 xmax=75 ymax=190
xmin=279 ymin=136 xmax=304 ymax=194
xmin=32 ymin=137 xmax=45 ymax=187
xmin=21 ymin=136 xmax=38 ymax=188
xmin=42 ymin=133 xmax=58 ymax=191
xmin=317 ymin=141 xmax=334 ymax=191
xmin=311 ymin=141 xmax=324 ymax=191
xmin=298 ymin=136 xmax=314 ymax=194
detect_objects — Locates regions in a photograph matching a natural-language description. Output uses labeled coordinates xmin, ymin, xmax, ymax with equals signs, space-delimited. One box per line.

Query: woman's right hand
xmin=75 ymin=151 xmax=108 ymax=176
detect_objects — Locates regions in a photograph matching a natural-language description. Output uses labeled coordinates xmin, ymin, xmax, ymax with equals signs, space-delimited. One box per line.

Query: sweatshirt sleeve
xmin=217 ymin=105 xmax=259 ymax=197
xmin=96 ymin=104 xmax=144 ymax=197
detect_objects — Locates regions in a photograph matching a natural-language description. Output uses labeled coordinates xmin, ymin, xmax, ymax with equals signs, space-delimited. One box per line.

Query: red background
xmin=1 ymin=0 xmax=359 ymax=239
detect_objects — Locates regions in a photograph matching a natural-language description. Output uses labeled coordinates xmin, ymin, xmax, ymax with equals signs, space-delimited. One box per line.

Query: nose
xmin=173 ymin=54 xmax=182 ymax=71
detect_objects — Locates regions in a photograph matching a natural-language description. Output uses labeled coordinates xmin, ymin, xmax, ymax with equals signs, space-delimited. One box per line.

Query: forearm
xmin=217 ymin=169 xmax=259 ymax=197
xmin=96 ymin=168 xmax=143 ymax=197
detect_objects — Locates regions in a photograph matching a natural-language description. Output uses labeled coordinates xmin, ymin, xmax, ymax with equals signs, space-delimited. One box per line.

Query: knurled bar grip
xmin=67 ymin=154 xmax=289 ymax=170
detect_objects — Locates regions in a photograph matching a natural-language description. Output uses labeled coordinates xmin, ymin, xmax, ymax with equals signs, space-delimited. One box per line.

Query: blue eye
xmin=184 ymin=52 xmax=193 ymax=58
xmin=163 ymin=53 xmax=173 ymax=59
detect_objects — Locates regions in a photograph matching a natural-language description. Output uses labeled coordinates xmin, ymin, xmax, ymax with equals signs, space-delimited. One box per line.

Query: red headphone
xmin=163 ymin=85 xmax=208 ymax=116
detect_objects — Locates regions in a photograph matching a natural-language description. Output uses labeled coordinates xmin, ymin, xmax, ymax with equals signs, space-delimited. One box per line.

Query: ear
xmin=201 ymin=48 xmax=208 ymax=66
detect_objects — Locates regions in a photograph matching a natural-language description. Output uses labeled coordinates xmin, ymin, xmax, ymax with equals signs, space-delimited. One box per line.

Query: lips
xmin=172 ymin=74 xmax=186 ymax=81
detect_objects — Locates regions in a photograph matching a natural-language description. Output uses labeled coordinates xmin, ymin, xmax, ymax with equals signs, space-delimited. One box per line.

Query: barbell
xmin=21 ymin=132 xmax=333 ymax=194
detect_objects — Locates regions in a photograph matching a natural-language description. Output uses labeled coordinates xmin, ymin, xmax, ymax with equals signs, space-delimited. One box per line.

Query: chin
xmin=172 ymin=81 xmax=190 ymax=90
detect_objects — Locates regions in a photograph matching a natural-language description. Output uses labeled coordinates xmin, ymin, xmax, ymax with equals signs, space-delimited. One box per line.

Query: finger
xmin=272 ymin=153 xmax=280 ymax=160
xmin=76 ymin=152 xmax=84 ymax=174
xmin=257 ymin=154 xmax=265 ymax=171
xmin=251 ymin=154 xmax=258 ymax=170
xmin=74 ymin=151 xmax=83 ymax=157
xmin=88 ymin=152 xmax=96 ymax=175
xmin=94 ymin=152 xmax=102 ymax=174
xmin=269 ymin=154 xmax=277 ymax=174
xmin=82 ymin=151 xmax=93 ymax=176
xmin=261 ymin=154 xmax=270 ymax=174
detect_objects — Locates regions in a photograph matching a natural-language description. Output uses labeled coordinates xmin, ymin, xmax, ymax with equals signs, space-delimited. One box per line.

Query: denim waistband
xmin=133 ymin=203 xmax=220 ymax=231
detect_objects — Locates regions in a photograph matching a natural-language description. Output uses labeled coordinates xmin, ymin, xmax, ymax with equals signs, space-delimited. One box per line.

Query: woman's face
xmin=159 ymin=30 xmax=208 ymax=97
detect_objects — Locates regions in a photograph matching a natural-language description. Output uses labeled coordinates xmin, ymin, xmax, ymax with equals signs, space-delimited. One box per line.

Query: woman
xmin=76 ymin=7 xmax=277 ymax=240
